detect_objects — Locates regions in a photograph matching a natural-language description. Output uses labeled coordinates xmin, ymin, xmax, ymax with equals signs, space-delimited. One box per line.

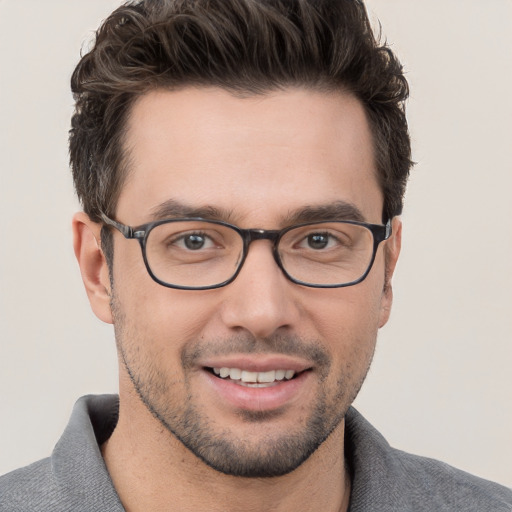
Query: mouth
xmin=207 ymin=367 xmax=300 ymax=388
xmin=201 ymin=360 xmax=313 ymax=412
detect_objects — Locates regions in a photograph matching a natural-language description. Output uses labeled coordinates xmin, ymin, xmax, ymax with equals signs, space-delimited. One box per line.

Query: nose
xmin=219 ymin=240 xmax=301 ymax=339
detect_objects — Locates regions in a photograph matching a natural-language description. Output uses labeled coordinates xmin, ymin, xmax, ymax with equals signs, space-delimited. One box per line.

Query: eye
xmin=174 ymin=232 xmax=215 ymax=250
xmin=301 ymin=232 xmax=336 ymax=250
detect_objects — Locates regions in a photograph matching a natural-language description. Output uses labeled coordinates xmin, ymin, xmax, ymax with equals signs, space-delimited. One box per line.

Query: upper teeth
xmin=212 ymin=368 xmax=296 ymax=383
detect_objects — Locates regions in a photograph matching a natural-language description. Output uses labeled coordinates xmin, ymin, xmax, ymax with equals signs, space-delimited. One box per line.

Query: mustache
xmin=181 ymin=333 xmax=330 ymax=369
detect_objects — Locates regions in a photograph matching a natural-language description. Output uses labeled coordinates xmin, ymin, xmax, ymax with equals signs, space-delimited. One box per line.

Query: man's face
xmin=107 ymin=87 xmax=398 ymax=477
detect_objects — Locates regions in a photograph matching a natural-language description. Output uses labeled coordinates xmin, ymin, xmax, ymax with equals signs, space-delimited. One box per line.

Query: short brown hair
xmin=70 ymin=0 xmax=412 ymax=223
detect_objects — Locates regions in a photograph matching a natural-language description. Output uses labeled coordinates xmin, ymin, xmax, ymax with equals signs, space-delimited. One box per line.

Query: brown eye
xmin=184 ymin=234 xmax=207 ymax=250
xmin=168 ymin=231 xmax=216 ymax=251
xmin=306 ymin=233 xmax=330 ymax=250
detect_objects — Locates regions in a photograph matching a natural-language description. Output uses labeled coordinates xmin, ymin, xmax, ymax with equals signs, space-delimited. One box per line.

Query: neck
xmin=102 ymin=389 xmax=351 ymax=512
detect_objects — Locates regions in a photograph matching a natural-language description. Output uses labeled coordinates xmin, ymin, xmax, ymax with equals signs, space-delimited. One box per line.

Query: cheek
xmin=306 ymin=278 xmax=384 ymax=343
xmin=112 ymin=254 xmax=221 ymax=353
xmin=302 ymin=273 xmax=385 ymax=377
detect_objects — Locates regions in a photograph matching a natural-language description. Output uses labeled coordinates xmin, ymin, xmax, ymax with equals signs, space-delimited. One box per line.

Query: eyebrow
xmin=148 ymin=199 xmax=365 ymax=226
xmin=282 ymin=201 xmax=366 ymax=225
xmin=149 ymin=199 xmax=236 ymax=222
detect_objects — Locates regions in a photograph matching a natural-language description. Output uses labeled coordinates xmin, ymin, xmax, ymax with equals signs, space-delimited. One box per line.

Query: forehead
xmin=118 ymin=87 xmax=382 ymax=225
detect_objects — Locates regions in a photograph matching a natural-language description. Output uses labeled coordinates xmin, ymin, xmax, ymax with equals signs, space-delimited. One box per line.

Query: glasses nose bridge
xmin=243 ymin=228 xmax=281 ymax=247
xmin=235 ymin=228 xmax=285 ymax=282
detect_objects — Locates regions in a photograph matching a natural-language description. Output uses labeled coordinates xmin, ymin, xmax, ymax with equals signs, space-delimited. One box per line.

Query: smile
xmin=202 ymin=362 xmax=312 ymax=411
xmin=211 ymin=367 xmax=297 ymax=387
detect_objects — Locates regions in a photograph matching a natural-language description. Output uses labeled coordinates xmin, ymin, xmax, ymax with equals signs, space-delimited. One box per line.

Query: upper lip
xmin=200 ymin=355 xmax=313 ymax=373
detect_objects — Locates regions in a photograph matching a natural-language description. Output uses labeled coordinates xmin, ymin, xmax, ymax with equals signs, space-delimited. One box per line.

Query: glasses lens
xmin=145 ymin=221 xmax=243 ymax=288
xmin=278 ymin=222 xmax=374 ymax=286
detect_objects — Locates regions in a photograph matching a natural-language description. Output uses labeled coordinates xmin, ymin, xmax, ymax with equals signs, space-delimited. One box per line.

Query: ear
xmin=378 ymin=217 xmax=402 ymax=328
xmin=72 ymin=212 xmax=113 ymax=324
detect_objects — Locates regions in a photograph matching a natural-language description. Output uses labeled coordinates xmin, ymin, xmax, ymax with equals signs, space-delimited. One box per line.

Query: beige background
xmin=1 ymin=0 xmax=511 ymax=487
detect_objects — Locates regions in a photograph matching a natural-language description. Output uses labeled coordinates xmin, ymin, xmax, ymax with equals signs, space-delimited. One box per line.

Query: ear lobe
xmin=72 ymin=212 xmax=113 ymax=324
xmin=379 ymin=217 xmax=402 ymax=328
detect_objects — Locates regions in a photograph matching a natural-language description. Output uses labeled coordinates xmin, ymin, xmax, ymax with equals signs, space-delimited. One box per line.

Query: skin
xmin=73 ymin=87 xmax=401 ymax=512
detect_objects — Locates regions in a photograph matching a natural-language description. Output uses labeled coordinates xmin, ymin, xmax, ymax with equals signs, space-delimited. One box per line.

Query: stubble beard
xmin=110 ymin=291 xmax=375 ymax=478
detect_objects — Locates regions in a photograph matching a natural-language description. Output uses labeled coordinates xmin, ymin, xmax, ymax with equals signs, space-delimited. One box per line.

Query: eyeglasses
xmin=100 ymin=213 xmax=391 ymax=290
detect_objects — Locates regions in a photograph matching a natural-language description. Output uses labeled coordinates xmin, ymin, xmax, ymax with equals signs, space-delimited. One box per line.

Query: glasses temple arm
xmin=100 ymin=213 xmax=134 ymax=238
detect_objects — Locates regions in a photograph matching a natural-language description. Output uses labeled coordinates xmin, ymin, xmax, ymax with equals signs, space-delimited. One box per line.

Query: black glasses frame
xmin=100 ymin=213 xmax=392 ymax=290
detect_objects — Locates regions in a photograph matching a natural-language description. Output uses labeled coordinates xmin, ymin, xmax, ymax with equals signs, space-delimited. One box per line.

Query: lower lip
xmin=201 ymin=369 xmax=311 ymax=412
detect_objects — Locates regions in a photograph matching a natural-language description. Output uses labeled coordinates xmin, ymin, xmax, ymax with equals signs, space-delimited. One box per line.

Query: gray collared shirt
xmin=1 ymin=395 xmax=511 ymax=511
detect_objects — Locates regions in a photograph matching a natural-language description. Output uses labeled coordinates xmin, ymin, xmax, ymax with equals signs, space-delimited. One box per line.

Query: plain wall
xmin=0 ymin=0 xmax=511 ymax=487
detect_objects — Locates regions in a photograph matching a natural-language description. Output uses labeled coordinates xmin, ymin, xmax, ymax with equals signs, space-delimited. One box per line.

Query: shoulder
xmin=390 ymin=446 xmax=512 ymax=511
xmin=0 ymin=456 xmax=112 ymax=512
xmin=0 ymin=458 xmax=61 ymax=511
xmin=345 ymin=408 xmax=512 ymax=512
xmin=0 ymin=395 xmax=123 ymax=512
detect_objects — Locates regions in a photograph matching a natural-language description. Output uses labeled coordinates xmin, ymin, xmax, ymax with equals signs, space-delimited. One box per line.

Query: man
xmin=1 ymin=0 xmax=510 ymax=510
